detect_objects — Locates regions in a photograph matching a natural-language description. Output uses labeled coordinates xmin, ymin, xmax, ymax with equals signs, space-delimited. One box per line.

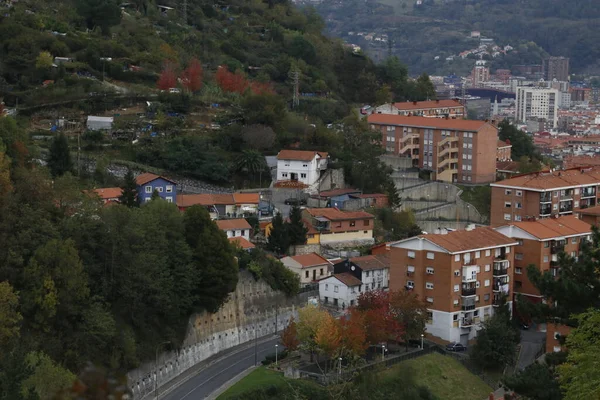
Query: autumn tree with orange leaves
xmin=157 ymin=62 xmax=178 ymax=90
xmin=340 ymin=309 xmax=368 ymax=356
xmin=356 ymin=290 xmax=404 ymax=343
xmin=181 ymin=58 xmax=203 ymax=92
xmin=315 ymin=313 xmax=342 ymax=358
xmin=215 ymin=66 xmax=248 ymax=94
xmin=280 ymin=316 xmax=300 ymax=351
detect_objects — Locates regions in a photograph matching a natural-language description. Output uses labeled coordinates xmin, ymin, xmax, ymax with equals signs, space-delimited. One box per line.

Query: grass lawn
xmin=389 ymin=353 xmax=493 ymax=400
xmin=217 ymin=367 xmax=285 ymax=399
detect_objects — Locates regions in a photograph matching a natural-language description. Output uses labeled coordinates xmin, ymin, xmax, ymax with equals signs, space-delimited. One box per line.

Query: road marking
xmin=178 ymin=340 xmax=276 ymax=400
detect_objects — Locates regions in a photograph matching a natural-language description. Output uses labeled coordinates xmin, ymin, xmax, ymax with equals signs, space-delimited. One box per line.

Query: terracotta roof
xmin=421 ymin=227 xmax=516 ymax=253
xmin=303 ymin=219 xmax=319 ymax=235
xmin=367 ymin=114 xmax=491 ymax=131
xmin=350 ymin=254 xmax=390 ymax=271
xmin=233 ymin=193 xmax=260 ymax=204
xmin=496 ymin=161 xmax=520 ymax=173
xmin=497 ymin=140 xmax=511 ymax=148
xmin=492 ymin=167 xmax=600 ymax=191
xmin=211 ymin=194 xmax=236 ymax=204
xmin=177 ymin=194 xmax=216 ymax=208
xmin=333 ymin=272 xmax=362 ymax=287
xmin=316 ymin=188 xmax=361 ymax=198
xmin=506 ymin=216 xmax=592 ymax=239
xmin=305 ymin=208 xmax=374 ymax=221
xmin=563 ymin=155 xmax=600 ymax=169
xmin=228 ymin=237 xmax=256 ymax=249
xmin=92 ymin=187 xmax=122 ymax=200
xmin=287 ymin=253 xmax=331 ymax=268
xmin=392 ymin=99 xmax=464 ymax=111
xmin=578 ymin=205 xmax=600 ymax=216
xmin=136 ymin=172 xmax=175 ymax=186
xmin=276 ymin=150 xmax=328 ymax=161
xmin=216 ymin=219 xmax=252 ymax=230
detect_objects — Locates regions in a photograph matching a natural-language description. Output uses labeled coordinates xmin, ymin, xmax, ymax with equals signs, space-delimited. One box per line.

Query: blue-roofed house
xmin=136 ymin=173 xmax=177 ymax=204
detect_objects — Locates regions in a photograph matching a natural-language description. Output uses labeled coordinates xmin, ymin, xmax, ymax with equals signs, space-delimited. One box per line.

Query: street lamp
xmin=338 ymin=357 xmax=342 ymax=378
xmin=420 ymin=334 xmax=424 ymax=349
xmin=154 ymin=341 xmax=171 ymax=400
xmin=381 ymin=344 xmax=386 ymax=362
xmin=275 ymin=344 xmax=279 ymax=366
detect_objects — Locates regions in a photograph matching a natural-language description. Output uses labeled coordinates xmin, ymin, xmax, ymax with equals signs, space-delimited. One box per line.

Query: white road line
xmin=178 ymin=340 xmax=276 ymax=400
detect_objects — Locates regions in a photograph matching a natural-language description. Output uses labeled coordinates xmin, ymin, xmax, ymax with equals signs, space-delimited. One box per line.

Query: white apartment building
xmin=276 ymin=150 xmax=328 ymax=186
xmin=516 ymin=87 xmax=559 ymax=128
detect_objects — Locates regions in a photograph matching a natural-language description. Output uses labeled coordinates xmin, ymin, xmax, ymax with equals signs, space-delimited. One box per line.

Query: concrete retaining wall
xmin=127 ymin=270 xmax=315 ymax=399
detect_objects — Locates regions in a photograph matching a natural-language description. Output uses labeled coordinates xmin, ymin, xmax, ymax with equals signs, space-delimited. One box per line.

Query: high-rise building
xmin=543 ymin=57 xmax=569 ymax=82
xmin=472 ymin=65 xmax=490 ymax=88
xmin=515 ymin=87 xmax=559 ymax=128
xmin=389 ymin=227 xmax=517 ymax=343
xmin=367 ymin=114 xmax=499 ymax=184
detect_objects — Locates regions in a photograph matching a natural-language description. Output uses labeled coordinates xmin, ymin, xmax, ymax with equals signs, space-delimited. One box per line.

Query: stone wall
xmin=127 ymin=270 xmax=314 ymax=399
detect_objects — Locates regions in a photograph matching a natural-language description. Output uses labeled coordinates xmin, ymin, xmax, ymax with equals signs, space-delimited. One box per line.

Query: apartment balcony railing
xmin=551 ymin=244 xmax=565 ymax=254
xmin=493 ymin=267 xmax=509 ymax=276
xmin=540 ymin=193 xmax=552 ymax=203
xmin=581 ymin=188 xmax=596 ymax=198
xmin=461 ymin=287 xmax=476 ymax=297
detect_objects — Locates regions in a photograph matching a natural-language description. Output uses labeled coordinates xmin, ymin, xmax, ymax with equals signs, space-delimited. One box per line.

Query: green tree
xmin=21 ymin=351 xmax=75 ymax=400
xmin=498 ymin=120 xmax=538 ymax=160
xmin=0 ymin=281 xmax=22 ymax=349
xmin=76 ymin=0 xmax=122 ymax=35
xmin=558 ymin=309 xmax=600 ymax=400
xmin=267 ymin=212 xmax=289 ymax=255
xmin=47 ymin=133 xmax=73 ymax=178
xmin=471 ymin=299 xmax=519 ymax=370
xmin=503 ymin=362 xmax=562 ymax=400
xmin=517 ymin=155 xmax=543 ymax=174
xmin=385 ymin=179 xmax=401 ymax=208
xmin=414 ymin=73 xmax=436 ymax=101
xmin=375 ymin=84 xmax=393 ymax=106
xmin=119 ymin=169 xmax=138 ymax=207
xmin=183 ymin=205 xmax=238 ymax=312
xmin=287 ymin=205 xmax=308 ymax=247
xmin=35 ymin=51 xmax=53 ymax=70
xmin=150 ymin=189 xmax=161 ymax=201
xmin=235 ymin=149 xmax=267 ymax=176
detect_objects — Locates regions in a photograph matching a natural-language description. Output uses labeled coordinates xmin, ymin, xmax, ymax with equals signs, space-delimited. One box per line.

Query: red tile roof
xmin=578 ymin=205 xmax=600 ymax=216
xmin=305 ymin=208 xmax=374 ymax=221
xmin=367 ymin=114 xmax=491 ymax=131
xmin=177 ymin=194 xmax=215 ymax=208
xmin=504 ymin=216 xmax=592 ymax=239
xmin=316 ymin=188 xmax=361 ymax=198
xmin=392 ymin=99 xmax=464 ymax=111
xmin=276 ymin=150 xmax=328 ymax=161
xmin=135 ymin=172 xmax=175 ymax=186
xmin=216 ymin=219 xmax=252 ymax=230
xmin=496 ymin=161 xmax=520 ymax=173
xmin=228 ymin=237 xmax=256 ymax=249
xmin=233 ymin=193 xmax=260 ymax=204
xmin=176 ymin=193 xmax=259 ymax=208
xmin=92 ymin=187 xmax=122 ymax=200
xmin=350 ymin=254 xmax=390 ymax=271
xmin=492 ymin=167 xmax=600 ymax=191
xmin=332 ymin=272 xmax=362 ymax=287
xmin=497 ymin=140 xmax=511 ymax=148
xmin=287 ymin=252 xmax=331 ymax=268
xmin=421 ymin=227 xmax=516 ymax=253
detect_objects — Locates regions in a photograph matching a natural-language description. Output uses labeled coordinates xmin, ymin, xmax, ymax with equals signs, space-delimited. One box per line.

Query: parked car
xmin=284 ymin=198 xmax=307 ymax=206
xmin=445 ymin=343 xmax=467 ymax=352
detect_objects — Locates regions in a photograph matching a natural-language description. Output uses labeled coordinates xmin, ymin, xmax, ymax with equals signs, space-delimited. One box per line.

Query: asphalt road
xmin=517 ymin=328 xmax=545 ymax=370
xmin=162 ymin=337 xmax=280 ymax=400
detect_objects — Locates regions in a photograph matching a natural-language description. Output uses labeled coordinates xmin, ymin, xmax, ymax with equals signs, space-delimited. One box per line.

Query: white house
xmin=216 ymin=219 xmax=251 ymax=240
xmin=276 ymin=150 xmax=328 ymax=186
xmin=87 ymin=116 xmax=114 ymax=131
xmin=280 ymin=253 xmax=332 ymax=286
xmin=347 ymin=255 xmax=390 ymax=291
xmin=318 ymin=272 xmax=362 ymax=309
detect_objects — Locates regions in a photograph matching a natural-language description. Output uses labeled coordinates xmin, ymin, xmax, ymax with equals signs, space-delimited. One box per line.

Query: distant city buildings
xmin=515 ymin=87 xmax=559 ymax=129
xmin=543 ymin=56 xmax=570 ymax=82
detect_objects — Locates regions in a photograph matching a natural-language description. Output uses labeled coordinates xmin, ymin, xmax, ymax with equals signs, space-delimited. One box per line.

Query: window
xmin=166 ymin=185 xmax=173 ymax=193
xmin=505 ymin=247 xmax=511 ymax=253
xmin=156 ymin=187 xmax=163 ymax=193
xmin=572 ymin=237 xmax=578 ymax=244
xmin=300 ymin=173 xmax=307 ymax=178
xmin=515 ymin=253 xmax=523 ymax=260
xmin=485 ymin=250 xmax=491 ymax=256
xmin=515 ymin=202 xmax=522 ymax=209
xmin=281 ymin=173 xmax=288 ymax=178
xmin=305 ymin=271 xmax=309 ymax=278
xmin=302 ymin=164 xmax=308 ymax=167
xmin=455 ymin=254 xmax=460 ymax=262
xmin=325 ymin=284 xmax=328 ymax=291
xmin=145 ymin=186 xmax=152 ymax=194
xmin=350 ymin=221 xmax=356 ymax=227
xmin=407 ymin=280 xmax=414 ymax=288
xmin=571 ymin=251 xmax=577 ymax=258
xmin=574 ymin=201 xmax=579 ymax=208
xmin=553 ymin=204 xmax=558 ymax=210
xmin=408 ymin=251 xmax=416 ymax=259
xmin=505 ymin=189 xmax=512 ymax=195
xmin=454 ymin=270 xmax=460 ymax=276
xmin=575 ymin=188 xmax=580 ymax=195
xmin=426 ymin=282 xmax=434 ymax=289
xmin=320 ymin=268 xmax=324 ymax=276
xmin=334 ymin=285 xmax=339 ymax=293
xmin=241 ymin=230 xmax=245 ymax=236
xmin=544 ymin=241 xmax=550 ymax=248
xmin=474 ymin=310 xmax=479 ymax=317
xmin=554 ymin=191 xmax=558 ymax=197
xmin=453 ymin=314 xmax=459 ymax=321
xmin=166 ymin=197 xmax=173 ymax=203
xmin=515 ymin=267 xmax=522 ymax=274
xmin=504 ymin=213 xmax=511 ymax=221
xmin=454 ymin=284 xmax=459 ymax=292
xmin=426 ymin=297 xmax=434 ymax=303
xmin=543 ymin=255 xmax=549 ymax=263
xmin=516 ymin=190 xmax=522 ymax=196
xmin=485 ymin=264 xmax=490 ymax=272
xmin=426 ymin=252 xmax=435 ymax=260
xmin=484 ymin=279 xmax=490 ymax=287
xmin=475 ymin=251 xmax=481 ymax=259
xmin=504 ymin=202 xmax=512 ymax=208
xmin=453 ymin=299 xmax=459 ymax=305
xmin=484 ymin=294 xmax=490 ymax=301
xmin=426 ymin=267 xmax=435 ymax=274
xmin=366 ymin=271 xmax=370 ymax=278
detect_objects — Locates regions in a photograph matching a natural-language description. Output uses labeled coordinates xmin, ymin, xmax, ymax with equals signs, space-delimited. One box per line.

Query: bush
xmin=261 ymin=350 xmax=288 ymax=365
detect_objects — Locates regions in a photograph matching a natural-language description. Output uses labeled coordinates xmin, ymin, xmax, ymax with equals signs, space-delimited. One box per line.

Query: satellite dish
xmin=351 ymin=266 xmax=355 ymax=271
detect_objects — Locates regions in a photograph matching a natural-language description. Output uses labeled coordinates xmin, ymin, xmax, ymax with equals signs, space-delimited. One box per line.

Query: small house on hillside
xmin=280 ymin=253 xmax=333 ymax=286
xmin=276 ymin=149 xmax=328 ymax=187
xmin=87 ymin=116 xmax=114 ymax=131
xmin=136 ymin=173 xmax=176 ymax=204
xmin=92 ymin=187 xmax=122 ymax=205
xmin=176 ymin=193 xmax=259 ymax=218
xmin=216 ymin=219 xmax=251 ymax=240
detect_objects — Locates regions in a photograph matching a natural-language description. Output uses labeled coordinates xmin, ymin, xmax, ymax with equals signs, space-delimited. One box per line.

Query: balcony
xmin=495 ymin=251 xmax=507 ymax=261
xmin=399 ymin=143 xmax=418 ymax=156
xmin=540 ymin=193 xmax=552 ymax=203
xmin=559 ymin=201 xmax=573 ymax=214
xmin=493 ymin=267 xmax=509 ymax=276
xmin=560 ymin=190 xmax=574 ymax=201
xmin=438 ymin=136 xmax=459 ymax=148
xmin=492 ymin=297 xmax=503 ymax=307
xmin=551 ymin=242 xmax=565 ymax=254
xmin=540 ymin=205 xmax=552 ymax=216
xmin=461 ymin=286 xmax=476 ymax=297
xmin=438 ymin=156 xmax=459 ymax=170
xmin=581 ymin=188 xmax=596 ymax=199
xmin=493 ymin=276 xmax=510 ymax=293
xmin=461 ymin=318 xmax=474 ymax=327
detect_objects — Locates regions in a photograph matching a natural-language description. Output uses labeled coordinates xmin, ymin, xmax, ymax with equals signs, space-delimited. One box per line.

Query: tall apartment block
xmin=495 ymin=216 xmax=591 ymax=303
xmin=373 ymin=99 xmax=466 ymax=119
xmin=543 ymin=56 xmax=569 ymax=82
xmin=490 ymin=167 xmax=600 ymax=227
xmin=515 ymin=87 xmax=559 ymax=129
xmin=389 ymin=227 xmax=517 ymax=344
xmin=367 ymin=114 xmax=498 ymax=184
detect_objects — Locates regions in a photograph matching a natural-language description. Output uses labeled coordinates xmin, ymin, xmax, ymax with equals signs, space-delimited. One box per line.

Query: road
xmin=516 ymin=328 xmax=545 ymax=370
xmin=162 ymin=337 xmax=280 ymax=400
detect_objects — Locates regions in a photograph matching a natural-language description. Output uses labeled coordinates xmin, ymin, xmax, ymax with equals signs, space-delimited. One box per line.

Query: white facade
xmin=224 ymin=228 xmax=250 ymax=241
xmin=318 ymin=276 xmax=360 ymax=308
xmin=516 ymin=87 xmax=559 ymax=128
xmin=276 ymin=154 xmax=327 ymax=186
xmin=360 ymin=268 xmax=389 ymax=291
xmin=319 ymin=230 xmax=374 ymax=245
xmin=280 ymin=257 xmax=332 ymax=286
xmin=87 ymin=116 xmax=114 ymax=131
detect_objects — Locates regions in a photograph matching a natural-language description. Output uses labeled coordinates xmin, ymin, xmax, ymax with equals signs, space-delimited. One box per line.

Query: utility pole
xmin=182 ymin=0 xmax=188 ymax=23
xmin=289 ymin=69 xmax=300 ymax=109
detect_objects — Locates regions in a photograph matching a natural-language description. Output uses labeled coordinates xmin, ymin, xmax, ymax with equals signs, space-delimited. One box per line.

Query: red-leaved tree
xmin=356 ymin=290 xmax=404 ymax=343
xmin=250 ymin=81 xmax=275 ymax=95
xmin=281 ymin=317 xmax=300 ymax=351
xmin=181 ymin=58 xmax=203 ymax=92
xmin=157 ymin=62 xmax=178 ymax=90
xmin=340 ymin=308 xmax=368 ymax=356
xmin=215 ymin=66 xmax=249 ymax=94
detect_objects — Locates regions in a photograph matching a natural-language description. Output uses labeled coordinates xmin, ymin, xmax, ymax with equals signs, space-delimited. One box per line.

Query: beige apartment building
xmin=373 ymin=99 xmax=466 ymax=119
xmin=368 ymin=114 xmax=498 ymax=184
xmin=490 ymin=167 xmax=600 ymax=226
xmin=390 ymin=227 xmax=517 ymax=344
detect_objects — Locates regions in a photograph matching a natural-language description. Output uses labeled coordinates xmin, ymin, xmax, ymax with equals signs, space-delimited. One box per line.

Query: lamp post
xmin=420 ymin=334 xmax=424 ymax=349
xmin=275 ymin=344 xmax=279 ymax=366
xmin=338 ymin=357 xmax=342 ymax=378
xmin=381 ymin=344 xmax=386 ymax=362
xmin=154 ymin=341 xmax=170 ymax=400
